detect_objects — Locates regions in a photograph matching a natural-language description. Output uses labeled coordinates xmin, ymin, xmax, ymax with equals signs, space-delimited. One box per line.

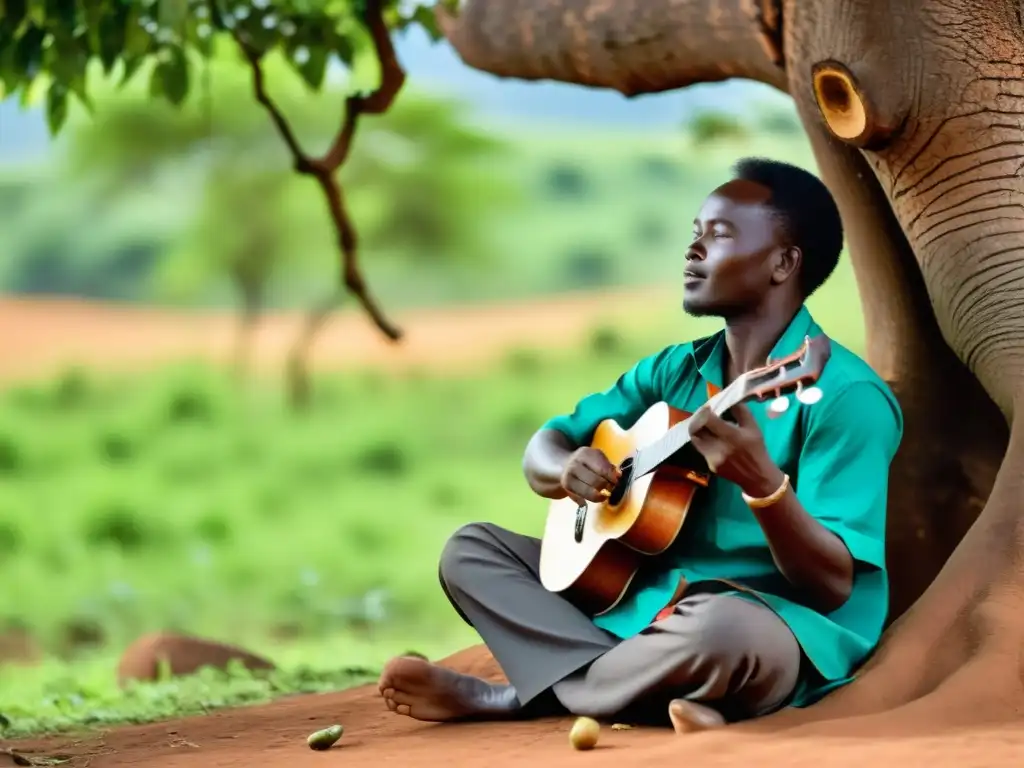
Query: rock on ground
xmin=116 ymin=632 xmax=276 ymax=686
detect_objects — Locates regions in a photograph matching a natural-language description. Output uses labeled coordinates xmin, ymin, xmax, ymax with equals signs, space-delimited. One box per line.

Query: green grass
xmin=0 ymin=276 xmax=865 ymax=737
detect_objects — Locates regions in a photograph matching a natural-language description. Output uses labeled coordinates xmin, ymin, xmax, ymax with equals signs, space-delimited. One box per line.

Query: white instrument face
xmin=537 ymin=335 xmax=832 ymax=615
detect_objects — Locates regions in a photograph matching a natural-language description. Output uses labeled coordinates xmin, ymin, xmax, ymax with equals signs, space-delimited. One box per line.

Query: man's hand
xmin=560 ymin=447 xmax=622 ymax=506
xmin=688 ymin=402 xmax=785 ymax=499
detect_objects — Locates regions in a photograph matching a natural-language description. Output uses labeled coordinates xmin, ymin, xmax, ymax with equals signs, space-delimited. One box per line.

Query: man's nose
xmin=685 ymin=245 xmax=704 ymax=261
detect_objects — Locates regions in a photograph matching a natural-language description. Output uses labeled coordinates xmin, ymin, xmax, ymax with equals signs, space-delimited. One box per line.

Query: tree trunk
xmin=441 ymin=0 xmax=1024 ymax=731
xmin=285 ymin=290 xmax=342 ymax=411
xmin=798 ymin=123 xmax=1007 ymax=624
xmin=233 ymin=284 xmax=263 ymax=384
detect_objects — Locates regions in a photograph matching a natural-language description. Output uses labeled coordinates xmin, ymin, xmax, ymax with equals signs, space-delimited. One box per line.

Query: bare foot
xmin=668 ymin=699 xmax=726 ymax=734
xmin=378 ymin=655 xmax=521 ymax=722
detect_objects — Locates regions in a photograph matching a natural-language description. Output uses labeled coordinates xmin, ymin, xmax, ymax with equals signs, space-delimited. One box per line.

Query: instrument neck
xmin=633 ymin=380 xmax=745 ymax=479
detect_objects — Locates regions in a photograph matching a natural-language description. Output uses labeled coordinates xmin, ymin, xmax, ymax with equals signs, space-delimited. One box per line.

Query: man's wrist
xmin=741 ymin=464 xmax=787 ymax=500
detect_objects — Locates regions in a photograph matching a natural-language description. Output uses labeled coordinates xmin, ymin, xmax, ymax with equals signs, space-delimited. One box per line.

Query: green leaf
xmin=42 ymin=0 xmax=76 ymax=29
xmin=157 ymin=0 xmax=189 ymax=35
xmin=410 ymin=5 xmax=442 ymax=41
xmin=123 ymin=4 xmax=152 ymax=59
xmin=332 ymin=33 xmax=355 ymax=66
xmin=150 ymin=47 xmax=190 ymax=106
xmin=11 ymin=24 xmax=44 ymax=81
xmin=25 ymin=0 xmax=45 ymax=26
xmin=46 ymin=81 xmax=68 ymax=135
xmin=95 ymin=3 xmax=128 ymax=75
xmin=293 ymin=44 xmax=328 ymax=89
xmin=3 ymin=0 xmax=28 ymax=31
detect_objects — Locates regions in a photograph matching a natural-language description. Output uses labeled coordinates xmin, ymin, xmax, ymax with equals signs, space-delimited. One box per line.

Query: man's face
xmin=682 ymin=179 xmax=791 ymax=318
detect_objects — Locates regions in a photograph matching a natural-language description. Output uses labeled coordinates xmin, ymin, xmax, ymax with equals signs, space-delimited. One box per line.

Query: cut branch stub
xmin=811 ymin=60 xmax=898 ymax=150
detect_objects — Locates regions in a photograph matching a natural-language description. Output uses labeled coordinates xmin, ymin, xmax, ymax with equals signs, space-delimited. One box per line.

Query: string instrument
xmin=538 ymin=334 xmax=832 ymax=616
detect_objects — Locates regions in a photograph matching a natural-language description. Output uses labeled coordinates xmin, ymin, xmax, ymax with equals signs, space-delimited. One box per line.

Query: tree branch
xmin=322 ymin=1 xmax=406 ymax=169
xmin=436 ymin=0 xmax=789 ymax=97
xmin=236 ymin=41 xmax=315 ymax=172
xmin=230 ymin=0 xmax=406 ymax=341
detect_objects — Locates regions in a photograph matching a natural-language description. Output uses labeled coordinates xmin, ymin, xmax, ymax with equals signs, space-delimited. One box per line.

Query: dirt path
xmin=9 ymin=646 xmax=1021 ymax=768
xmin=0 ymin=287 xmax=676 ymax=384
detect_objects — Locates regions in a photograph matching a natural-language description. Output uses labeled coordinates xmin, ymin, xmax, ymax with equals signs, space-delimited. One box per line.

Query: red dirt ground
xmin=8 ymin=644 xmax=1022 ymax=767
xmin=3 ymin=293 xmax=1019 ymax=766
xmin=0 ymin=288 xmax=674 ymax=383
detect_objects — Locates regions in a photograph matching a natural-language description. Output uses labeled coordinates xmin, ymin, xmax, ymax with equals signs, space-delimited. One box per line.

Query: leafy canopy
xmin=0 ymin=0 xmax=449 ymax=134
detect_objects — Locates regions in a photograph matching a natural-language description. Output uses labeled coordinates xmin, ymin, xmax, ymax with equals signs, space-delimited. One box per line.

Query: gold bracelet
xmin=741 ymin=473 xmax=790 ymax=509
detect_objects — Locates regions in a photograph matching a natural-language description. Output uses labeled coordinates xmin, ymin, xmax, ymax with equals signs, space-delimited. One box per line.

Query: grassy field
xmin=0 ymin=267 xmax=865 ymax=736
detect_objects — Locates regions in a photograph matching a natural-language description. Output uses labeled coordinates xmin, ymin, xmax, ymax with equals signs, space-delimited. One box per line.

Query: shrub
xmin=686 ymin=111 xmax=748 ymax=145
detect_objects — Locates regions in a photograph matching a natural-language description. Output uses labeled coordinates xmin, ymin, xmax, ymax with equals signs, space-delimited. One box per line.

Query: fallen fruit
xmin=307 ymin=724 xmax=344 ymax=751
xmin=569 ymin=716 xmax=600 ymax=750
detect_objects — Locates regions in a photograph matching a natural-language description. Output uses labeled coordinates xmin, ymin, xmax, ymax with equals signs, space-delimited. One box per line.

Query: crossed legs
xmin=379 ymin=522 xmax=801 ymax=729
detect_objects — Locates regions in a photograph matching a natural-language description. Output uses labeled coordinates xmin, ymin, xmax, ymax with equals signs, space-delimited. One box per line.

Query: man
xmin=377 ymin=157 xmax=903 ymax=732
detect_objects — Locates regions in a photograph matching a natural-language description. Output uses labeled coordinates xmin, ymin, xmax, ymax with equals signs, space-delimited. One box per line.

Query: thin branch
xmin=235 ymin=41 xmax=314 ymax=172
xmin=322 ymin=0 xmax=406 ymax=168
xmin=228 ymin=0 xmax=406 ymax=340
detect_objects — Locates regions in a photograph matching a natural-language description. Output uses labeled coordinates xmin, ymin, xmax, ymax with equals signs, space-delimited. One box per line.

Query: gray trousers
xmin=439 ymin=522 xmax=802 ymax=722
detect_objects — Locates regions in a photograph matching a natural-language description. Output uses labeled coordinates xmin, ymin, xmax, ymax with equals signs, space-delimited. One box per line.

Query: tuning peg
xmin=797 ymin=385 xmax=823 ymax=404
xmin=767 ymin=395 xmax=790 ymax=415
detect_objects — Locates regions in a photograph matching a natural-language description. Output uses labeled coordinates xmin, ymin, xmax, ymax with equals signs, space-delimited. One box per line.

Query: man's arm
xmin=745 ymin=464 xmax=858 ymax=614
xmin=523 ymin=429 xmax=578 ymax=499
xmin=522 ymin=348 xmax=670 ymax=500
xmin=773 ymin=381 xmax=901 ymax=608
xmin=688 ymin=381 xmax=901 ymax=614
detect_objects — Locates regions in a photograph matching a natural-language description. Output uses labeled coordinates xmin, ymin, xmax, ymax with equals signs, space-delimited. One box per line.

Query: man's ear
xmin=771 ymin=246 xmax=802 ymax=285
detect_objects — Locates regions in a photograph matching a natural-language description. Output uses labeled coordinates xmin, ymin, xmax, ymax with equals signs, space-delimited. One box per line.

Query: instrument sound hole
xmin=608 ymin=457 xmax=634 ymax=507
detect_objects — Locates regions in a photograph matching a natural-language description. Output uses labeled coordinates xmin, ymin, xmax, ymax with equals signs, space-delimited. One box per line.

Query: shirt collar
xmin=691 ymin=305 xmax=817 ymax=389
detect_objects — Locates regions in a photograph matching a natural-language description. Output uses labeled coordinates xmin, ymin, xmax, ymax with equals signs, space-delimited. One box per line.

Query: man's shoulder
xmin=636 ymin=339 xmax=700 ymax=369
xmin=814 ymin=339 xmax=903 ymax=430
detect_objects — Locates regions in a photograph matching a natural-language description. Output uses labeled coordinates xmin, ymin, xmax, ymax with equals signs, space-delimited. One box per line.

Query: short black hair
xmin=732 ymin=157 xmax=844 ymax=298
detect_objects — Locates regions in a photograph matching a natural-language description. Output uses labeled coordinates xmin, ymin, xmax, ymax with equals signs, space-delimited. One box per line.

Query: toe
xmin=388 ymin=688 xmax=414 ymax=707
xmin=397 ymin=704 xmax=410 ymax=716
xmin=668 ymin=700 xmax=725 ymax=734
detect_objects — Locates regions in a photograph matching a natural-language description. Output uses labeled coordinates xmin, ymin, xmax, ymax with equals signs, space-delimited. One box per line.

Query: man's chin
xmin=682 ymin=297 xmax=715 ymax=318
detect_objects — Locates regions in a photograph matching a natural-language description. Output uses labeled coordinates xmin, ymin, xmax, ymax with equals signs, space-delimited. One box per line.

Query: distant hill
xmin=0 ymin=26 xmax=794 ymax=162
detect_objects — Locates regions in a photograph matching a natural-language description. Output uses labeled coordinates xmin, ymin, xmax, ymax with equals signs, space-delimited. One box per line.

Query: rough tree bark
xmin=440 ymin=0 xmax=1023 ymax=730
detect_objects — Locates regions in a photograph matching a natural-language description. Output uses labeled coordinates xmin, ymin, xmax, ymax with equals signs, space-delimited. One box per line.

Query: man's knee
xmin=687 ymin=594 xmax=800 ymax=697
xmin=438 ymin=522 xmax=502 ymax=589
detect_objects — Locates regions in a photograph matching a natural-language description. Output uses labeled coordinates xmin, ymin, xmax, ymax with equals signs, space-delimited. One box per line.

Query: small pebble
xmin=307 ymin=724 xmax=344 ymax=751
xmin=610 ymin=723 xmax=634 ymax=730
xmin=569 ymin=716 xmax=600 ymax=750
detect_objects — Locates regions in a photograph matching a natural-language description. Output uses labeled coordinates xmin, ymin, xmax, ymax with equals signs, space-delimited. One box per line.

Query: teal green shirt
xmin=541 ymin=306 xmax=902 ymax=707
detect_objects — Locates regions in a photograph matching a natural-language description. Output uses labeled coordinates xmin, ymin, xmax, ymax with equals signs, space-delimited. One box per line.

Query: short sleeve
xmin=795 ymin=381 xmax=903 ymax=570
xmin=540 ymin=348 xmax=671 ymax=446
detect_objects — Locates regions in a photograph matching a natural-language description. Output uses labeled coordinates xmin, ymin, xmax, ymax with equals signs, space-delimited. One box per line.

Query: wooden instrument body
xmin=538 ymin=402 xmax=709 ymax=617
